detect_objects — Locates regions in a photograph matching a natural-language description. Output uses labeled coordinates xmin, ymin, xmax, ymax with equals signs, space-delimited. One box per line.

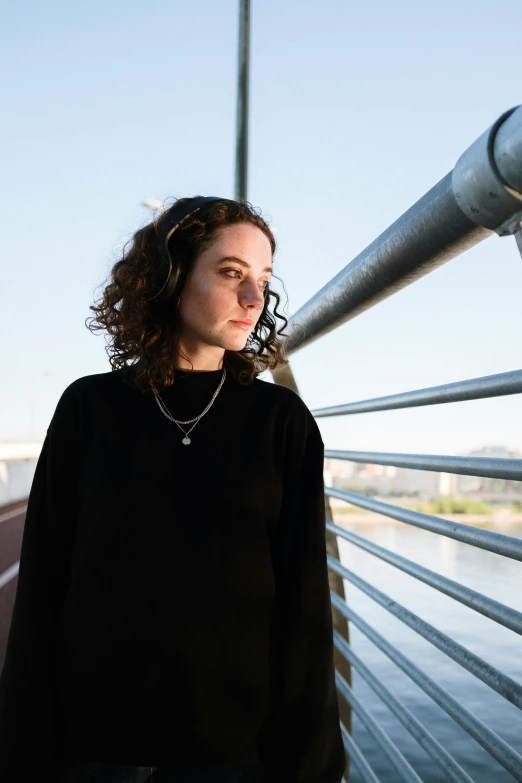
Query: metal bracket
xmin=452 ymin=105 xmax=522 ymax=236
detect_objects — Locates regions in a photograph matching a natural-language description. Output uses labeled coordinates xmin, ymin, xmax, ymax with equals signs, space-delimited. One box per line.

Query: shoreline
xmin=330 ymin=510 xmax=522 ymax=529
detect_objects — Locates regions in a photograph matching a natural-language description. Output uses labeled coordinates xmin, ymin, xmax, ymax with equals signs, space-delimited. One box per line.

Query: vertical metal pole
xmin=272 ymin=364 xmax=353 ymax=781
xmin=235 ymin=0 xmax=250 ymax=201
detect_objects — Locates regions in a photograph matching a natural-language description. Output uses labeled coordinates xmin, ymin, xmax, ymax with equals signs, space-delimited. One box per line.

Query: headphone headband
xmin=148 ymin=195 xmax=233 ymax=303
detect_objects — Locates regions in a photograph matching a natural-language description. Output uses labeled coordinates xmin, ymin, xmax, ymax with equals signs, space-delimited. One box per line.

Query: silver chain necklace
xmin=151 ymin=366 xmax=227 ymax=445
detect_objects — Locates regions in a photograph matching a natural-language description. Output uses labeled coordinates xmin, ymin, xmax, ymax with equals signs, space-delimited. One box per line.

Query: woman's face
xmin=174 ymin=222 xmax=273 ymax=368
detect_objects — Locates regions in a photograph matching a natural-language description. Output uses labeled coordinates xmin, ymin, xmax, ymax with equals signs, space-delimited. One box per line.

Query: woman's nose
xmin=240 ymin=281 xmax=265 ymax=308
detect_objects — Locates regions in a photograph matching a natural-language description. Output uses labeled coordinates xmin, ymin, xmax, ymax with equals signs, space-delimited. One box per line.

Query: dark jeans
xmin=61 ymin=761 xmax=263 ymax=783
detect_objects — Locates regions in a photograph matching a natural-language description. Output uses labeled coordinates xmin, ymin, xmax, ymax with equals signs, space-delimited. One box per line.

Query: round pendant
xmin=182 ymin=436 xmax=191 ymax=445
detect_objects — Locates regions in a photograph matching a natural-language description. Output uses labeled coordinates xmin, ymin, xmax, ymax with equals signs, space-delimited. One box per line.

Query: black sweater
xmin=0 ymin=364 xmax=346 ymax=782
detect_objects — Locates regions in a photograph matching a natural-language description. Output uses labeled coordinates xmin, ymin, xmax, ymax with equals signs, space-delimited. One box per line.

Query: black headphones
xmin=147 ymin=195 xmax=235 ymax=304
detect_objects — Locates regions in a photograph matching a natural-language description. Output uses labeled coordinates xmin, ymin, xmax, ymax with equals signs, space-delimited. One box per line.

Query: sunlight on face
xmin=175 ymin=222 xmax=273 ymax=369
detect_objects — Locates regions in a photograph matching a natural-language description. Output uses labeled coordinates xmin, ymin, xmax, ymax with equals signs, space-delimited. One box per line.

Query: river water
xmin=334 ymin=519 xmax=522 ymax=783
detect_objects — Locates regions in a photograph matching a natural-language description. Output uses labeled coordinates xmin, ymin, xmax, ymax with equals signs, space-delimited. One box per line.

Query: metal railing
xmin=274 ymin=104 xmax=522 ymax=782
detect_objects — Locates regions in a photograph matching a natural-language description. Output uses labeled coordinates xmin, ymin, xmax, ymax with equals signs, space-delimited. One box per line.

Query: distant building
xmin=0 ymin=442 xmax=43 ymax=506
xmin=324 ymin=445 xmax=520 ymax=501
xmin=456 ymin=445 xmax=522 ymax=501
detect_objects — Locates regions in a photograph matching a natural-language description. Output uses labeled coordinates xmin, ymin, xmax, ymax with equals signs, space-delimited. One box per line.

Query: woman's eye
xmin=223 ymin=269 xmax=269 ymax=289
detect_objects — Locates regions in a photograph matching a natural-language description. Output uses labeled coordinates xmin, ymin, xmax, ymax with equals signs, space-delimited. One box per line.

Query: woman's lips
xmin=230 ymin=320 xmax=253 ymax=330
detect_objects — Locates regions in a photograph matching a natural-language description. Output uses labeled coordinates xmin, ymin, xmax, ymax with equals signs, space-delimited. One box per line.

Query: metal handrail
xmin=325 ymin=520 xmax=522 ymax=636
xmin=329 ymin=556 xmax=522 ymax=708
xmin=325 ymin=486 xmax=522 ymax=560
xmin=273 ymin=105 xmax=522 ymax=781
xmin=336 ymin=670 xmax=423 ymax=783
xmin=331 ymin=595 xmax=522 ymax=781
xmin=341 ymin=724 xmax=380 ymax=783
xmin=310 ymin=369 xmax=522 ymax=416
xmin=323 ymin=449 xmax=522 ymax=481
xmin=336 ymin=635 xmax=474 ymax=783
xmin=282 ymin=107 xmax=522 ymax=357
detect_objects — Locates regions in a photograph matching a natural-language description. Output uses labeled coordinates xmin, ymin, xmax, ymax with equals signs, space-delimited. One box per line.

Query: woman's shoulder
xmin=253 ymin=376 xmax=319 ymax=435
xmin=52 ymin=369 xmax=130 ymax=417
xmin=62 ymin=367 xmax=129 ymax=393
xmin=253 ymin=375 xmax=306 ymax=405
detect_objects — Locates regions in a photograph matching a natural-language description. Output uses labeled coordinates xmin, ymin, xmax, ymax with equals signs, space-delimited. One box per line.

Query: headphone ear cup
xmin=147 ymin=251 xmax=170 ymax=302
xmin=147 ymin=196 xmax=226 ymax=303
xmin=162 ymin=242 xmax=189 ymax=304
xmin=146 ymin=195 xmax=229 ymax=303
xmin=151 ymin=243 xmax=189 ymax=305
xmin=155 ymin=260 xmax=181 ymax=304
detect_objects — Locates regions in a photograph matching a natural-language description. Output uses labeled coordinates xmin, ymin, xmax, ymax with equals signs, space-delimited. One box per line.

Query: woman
xmin=0 ymin=196 xmax=346 ymax=783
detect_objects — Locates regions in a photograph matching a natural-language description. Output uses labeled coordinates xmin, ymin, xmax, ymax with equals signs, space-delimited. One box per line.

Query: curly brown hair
xmin=86 ymin=196 xmax=290 ymax=395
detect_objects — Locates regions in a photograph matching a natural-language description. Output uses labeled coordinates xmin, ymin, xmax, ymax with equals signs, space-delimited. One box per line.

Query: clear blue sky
xmin=1 ymin=0 xmax=521 ymax=455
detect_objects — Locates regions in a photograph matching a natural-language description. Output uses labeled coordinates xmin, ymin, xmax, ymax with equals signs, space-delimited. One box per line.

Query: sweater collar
xmin=168 ymin=367 xmax=227 ymax=395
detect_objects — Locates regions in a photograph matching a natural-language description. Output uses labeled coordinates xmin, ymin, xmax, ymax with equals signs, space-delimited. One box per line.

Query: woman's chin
xmin=222 ymin=335 xmax=249 ymax=351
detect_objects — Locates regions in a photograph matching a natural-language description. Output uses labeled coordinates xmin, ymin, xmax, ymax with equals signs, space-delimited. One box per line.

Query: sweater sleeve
xmin=258 ymin=402 xmax=346 ymax=783
xmin=0 ymin=382 xmax=82 ymax=782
